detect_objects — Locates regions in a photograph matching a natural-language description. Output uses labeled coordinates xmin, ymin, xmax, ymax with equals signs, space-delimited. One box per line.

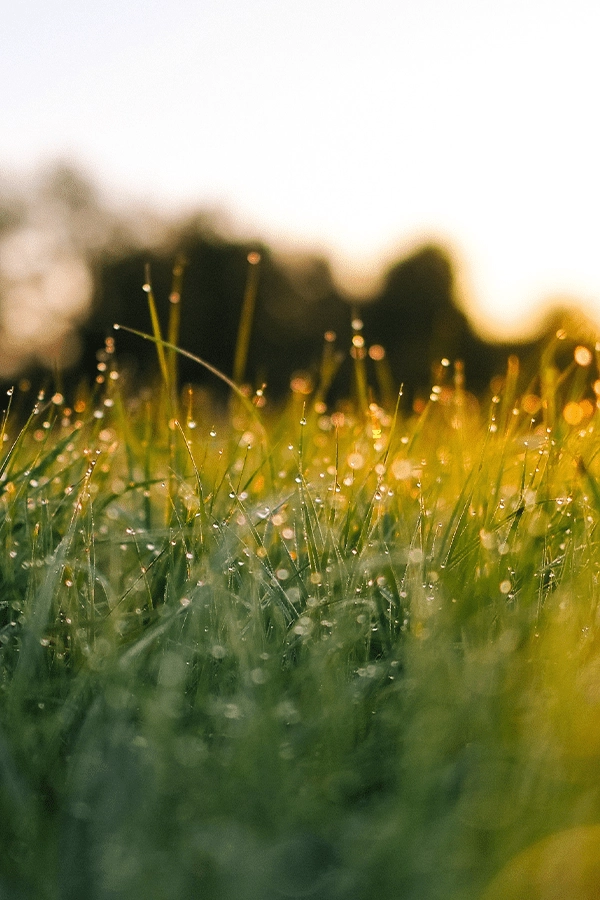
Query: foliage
xmin=1 ymin=329 xmax=600 ymax=899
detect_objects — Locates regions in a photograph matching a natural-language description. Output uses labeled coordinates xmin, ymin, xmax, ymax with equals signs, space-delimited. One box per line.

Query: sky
xmin=1 ymin=0 xmax=600 ymax=344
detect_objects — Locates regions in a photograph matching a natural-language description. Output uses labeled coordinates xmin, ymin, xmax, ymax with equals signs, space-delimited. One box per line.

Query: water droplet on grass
xmin=251 ymin=667 xmax=268 ymax=684
xmin=223 ymin=703 xmax=241 ymax=719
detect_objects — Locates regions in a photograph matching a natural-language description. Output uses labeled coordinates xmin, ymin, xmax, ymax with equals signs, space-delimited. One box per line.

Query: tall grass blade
xmin=142 ymin=263 xmax=170 ymax=395
xmin=233 ymin=251 xmax=261 ymax=386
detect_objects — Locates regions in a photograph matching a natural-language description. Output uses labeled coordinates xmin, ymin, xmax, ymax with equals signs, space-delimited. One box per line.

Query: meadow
xmin=2 ymin=274 xmax=600 ymax=899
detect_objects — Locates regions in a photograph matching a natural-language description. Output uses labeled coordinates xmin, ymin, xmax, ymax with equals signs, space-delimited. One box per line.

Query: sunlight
xmin=1 ymin=0 xmax=600 ymax=354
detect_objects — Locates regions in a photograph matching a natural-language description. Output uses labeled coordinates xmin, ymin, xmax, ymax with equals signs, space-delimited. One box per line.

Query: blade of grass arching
xmin=13 ymin=427 xmax=76 ymax=487
xmin=113 ymin=324 xmax=270 ymax=462
xmin=167 ymin=255 xmax=186 ymax=390
xmin=232 ymin=251 xmax=261 ymax=387
xmin=142 ymin=264 xmax=170 ymax=395
xmin=0 ymin=398 xmax=50 ymax=486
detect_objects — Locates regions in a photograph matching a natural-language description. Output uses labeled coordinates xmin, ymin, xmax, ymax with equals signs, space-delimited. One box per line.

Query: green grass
xmin=2 ymin=327 xmax=600 ymax=899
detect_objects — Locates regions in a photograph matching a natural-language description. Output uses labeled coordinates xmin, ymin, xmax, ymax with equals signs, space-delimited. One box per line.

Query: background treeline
xmin=0 ymin=164 xmax=593 ymax=407
xmin=82 ymin=229 xmax=587 ymax=407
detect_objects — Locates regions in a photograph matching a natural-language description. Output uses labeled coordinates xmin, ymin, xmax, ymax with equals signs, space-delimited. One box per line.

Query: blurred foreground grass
xmin=2 ymin=324 xmax=600 ymax=898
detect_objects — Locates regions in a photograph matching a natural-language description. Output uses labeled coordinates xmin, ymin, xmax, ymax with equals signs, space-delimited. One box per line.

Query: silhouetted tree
xmin=80 ymin=229 xmax=351 ymax=400
xmin=358 ymin=244 xmax=534 ymax=401
xmin=4 ymin=162 xmax=581 ymax=408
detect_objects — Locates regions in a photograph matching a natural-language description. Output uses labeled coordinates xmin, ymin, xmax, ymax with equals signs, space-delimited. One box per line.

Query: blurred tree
xmin=1 ymin=162 xmax=570 ymax=407
xmin=81 ymin=228 xmax=350 ymax=401
xmin=37 ymin=162 xmax=101 ymax=213
xmin=358 ymin=244 xmax=534 ymax=402
xmin=80 ymin=234 xmax=560 ymax=406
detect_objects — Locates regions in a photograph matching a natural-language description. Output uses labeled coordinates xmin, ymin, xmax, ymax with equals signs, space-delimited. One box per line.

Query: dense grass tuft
xmin=2 ymin=332 xmax=600 ymax=898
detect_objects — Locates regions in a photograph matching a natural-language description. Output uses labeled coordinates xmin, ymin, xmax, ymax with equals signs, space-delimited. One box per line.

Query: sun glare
xmin=1 ymin=0 xmax=600 ymax=356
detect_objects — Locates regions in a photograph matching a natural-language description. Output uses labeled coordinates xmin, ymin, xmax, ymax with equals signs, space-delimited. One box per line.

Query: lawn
xmin=1 ymin=308 xmax=600 ymax=899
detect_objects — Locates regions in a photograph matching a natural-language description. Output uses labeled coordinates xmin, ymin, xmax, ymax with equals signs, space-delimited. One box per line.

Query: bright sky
xmin=2 ymin=0 xmax=600 ymax=340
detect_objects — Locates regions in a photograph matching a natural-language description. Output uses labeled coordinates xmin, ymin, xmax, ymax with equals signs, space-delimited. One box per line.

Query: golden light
xmin=347 ymin=451 xmax=365 ymax=470
xmin=522 ymin=394 xmax=542 ymax=415
xmin=580 ymin=398 xmax=594 ymax=419
xmin=289 ymin=373 xmax=313 ymax=395
xmin=574 ymin=345 xmax=593 ymax=367
xmin=563 ymin=402 xmax=584 ymax=426
xmin=368 ymin=344 xmax=386 ymax=361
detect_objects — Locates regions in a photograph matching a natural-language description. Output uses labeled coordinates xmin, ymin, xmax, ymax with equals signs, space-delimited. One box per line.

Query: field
xmin=2 ymin=303 xmax=600 ymax=899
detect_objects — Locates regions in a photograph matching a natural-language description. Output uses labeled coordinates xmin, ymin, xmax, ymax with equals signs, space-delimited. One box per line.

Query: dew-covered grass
xmin=3 ymin=326 xmax=600 ymax=899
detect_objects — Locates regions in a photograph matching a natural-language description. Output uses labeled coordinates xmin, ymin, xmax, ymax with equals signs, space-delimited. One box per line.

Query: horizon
xmin=2 ymin=0 xmax=600 ymax=364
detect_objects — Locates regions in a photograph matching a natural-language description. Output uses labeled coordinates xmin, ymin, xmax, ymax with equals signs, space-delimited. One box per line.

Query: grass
xmin=2 ymin=305 xmax=600 ymax=898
